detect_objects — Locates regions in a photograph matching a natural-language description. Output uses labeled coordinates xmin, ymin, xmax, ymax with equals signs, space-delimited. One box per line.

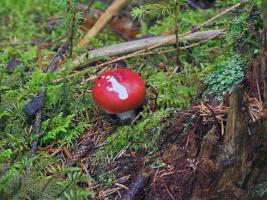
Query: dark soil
xmin=100 ymin=110 xmax=220 ymax=200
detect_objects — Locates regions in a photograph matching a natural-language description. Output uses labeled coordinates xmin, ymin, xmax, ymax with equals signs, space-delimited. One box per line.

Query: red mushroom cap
xmin=92 ymin=68 xmax=146 ymax=114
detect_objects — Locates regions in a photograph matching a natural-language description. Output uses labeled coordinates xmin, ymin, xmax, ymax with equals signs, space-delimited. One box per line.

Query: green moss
xmin=207 ymin=54 xmax=245 ymax=98
xmin=148 ymin=71 xmax=196 ymax=108
xmin=93 ymin=109 xmax=170 ymax=163
xmin=0 ymin=0 xmax=263 ymax=198
xmin=204 ymin=7 xmax=261 ymax=99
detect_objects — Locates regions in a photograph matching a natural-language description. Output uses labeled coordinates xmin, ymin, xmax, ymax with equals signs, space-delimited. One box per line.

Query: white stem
xmin=116 ymin=110 xmax=135 ymax=120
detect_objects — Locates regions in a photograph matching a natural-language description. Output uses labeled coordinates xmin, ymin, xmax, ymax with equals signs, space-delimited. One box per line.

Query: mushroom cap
xmin=92 ymin=68 xmax=146 ymax=114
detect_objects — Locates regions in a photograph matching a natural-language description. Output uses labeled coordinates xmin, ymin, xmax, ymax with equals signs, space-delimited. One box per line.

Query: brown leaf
xmin=110 ymin=16 xmax=140 ymax=40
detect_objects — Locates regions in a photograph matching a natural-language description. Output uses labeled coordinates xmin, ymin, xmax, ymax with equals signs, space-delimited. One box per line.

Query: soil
xmin=100 ymin=110 xmax=219 ymax=199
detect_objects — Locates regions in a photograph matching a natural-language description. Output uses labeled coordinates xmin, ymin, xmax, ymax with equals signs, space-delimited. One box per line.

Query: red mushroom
xmin=92 ymin=68 xmax=146 ymax=120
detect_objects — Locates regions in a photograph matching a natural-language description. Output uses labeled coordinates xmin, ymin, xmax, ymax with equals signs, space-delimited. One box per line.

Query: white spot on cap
xmin=106 ymin=76 xmax=128 ymax=100
xmin=98 ymin=84 xmax=101 ymax=87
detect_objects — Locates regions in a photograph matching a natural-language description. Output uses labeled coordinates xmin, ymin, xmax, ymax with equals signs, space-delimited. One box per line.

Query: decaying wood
xmin=213 ymin=86 xmax=249 ymax=199
xmin=78 ymin=0 xmax=129 ymax=47
xmin=191 ymin=86 xmax=267 ymax=199
xmin=120 ymin=173 xmax=150 ymax=200
xmin=74 ymin=29 xmax=225 ymax=65
xmin=190 ymin=125 xmax=218 ymax=200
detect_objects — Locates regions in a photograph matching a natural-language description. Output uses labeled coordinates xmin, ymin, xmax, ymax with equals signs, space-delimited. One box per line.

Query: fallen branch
xmin=0 ymin=41 xmax=38 ymax=47
xmin=55 ymin=30 xmax=224 ymax=83
xmin=132 ymin=30 xmax=223 ymax=58
xmin=74 ymin=29 xmax=225 ymax=65
xmin=78 ymin=0 xmax=129 ymax=47
xmin=120 ymin=173 xmax=150 ymax=200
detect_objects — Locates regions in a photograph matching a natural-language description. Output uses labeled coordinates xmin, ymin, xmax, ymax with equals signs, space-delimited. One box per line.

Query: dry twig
xmin=74 ymin=29 xmax=224 ymax=65
xmin=78 ymin=0 xmax=129 ymax=47
xmin=165 ymin=2 xmax=245 ymax=36
xmin=61 ymin=30 xmax=224 ymax=83
xmin=246 ymin=94 xmax=267 ymax=121
xmin=193 ymin=102 xmax=229 ymax=135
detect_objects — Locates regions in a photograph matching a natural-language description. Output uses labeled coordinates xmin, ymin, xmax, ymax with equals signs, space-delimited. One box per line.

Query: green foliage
xmin=62 ymin=122 xmax=90 ymax=147
xmin=207 ymin=54 xmax=245 ymax=98
xmin=0 ymin=164 xmax=94 ymax=200
xmin=0 ymin=65 xmax=94 ymax=199
xmin=41 ymin=113 xmax=75 ymax=143
xmin=0 ymin=0 xmax=65 ymax=41
xmin=148 ymin=71 xmax=196 ymax=107
xmin=204 ymin=6 xmax=261 ymax=99
xmin=256 ymin=181 xmax=267 ymax=198
xmin=0 ymin=149 xmax=12 ymax=163
xmin=90 ymin=0 xmax=108 ymax=10
xmin=104 ymin=109 xmax=169 ymax=157
xmin=131 ymin=2 xmax=174 ymax=19
xmin=56 ymin=167 xmax=94 ymax=200
xmin=0 ymin=157 xmax=37 ymax=193
xmin=147 ymin=8 xmax=216 ymax=36
xmin=98 ymin=172 xmax=116 ymax=188
xmin=0 ymin=0 xmax=263 ymax=199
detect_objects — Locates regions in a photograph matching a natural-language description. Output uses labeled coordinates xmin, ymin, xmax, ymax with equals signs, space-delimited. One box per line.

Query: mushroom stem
xmin=116 ymin=110 xmax=135 ymax=121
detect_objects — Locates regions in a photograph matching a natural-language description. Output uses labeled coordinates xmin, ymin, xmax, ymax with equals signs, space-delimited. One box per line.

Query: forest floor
xmin=0 ymin=0 xmax=266 ymax=200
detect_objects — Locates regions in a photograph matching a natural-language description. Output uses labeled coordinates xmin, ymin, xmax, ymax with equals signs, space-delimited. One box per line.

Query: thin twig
xmin=163 ymin=180 xmax=176 ymax=200
xmin=166 ymin=2 xmax=245 ymax=36
xmin=24 ymin=88 xmax=45 ymax=178
xmin=0 ymin=41 xmax=38 ymax=47
xmin=67 ymin=0 xmax=77 ymax=57
xmin=174 ymin=0 xmax=182 ymax=71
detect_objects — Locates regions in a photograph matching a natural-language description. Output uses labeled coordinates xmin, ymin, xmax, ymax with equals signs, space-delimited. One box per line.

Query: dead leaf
xmin=110 ymin=16 xmax=140 ymax=40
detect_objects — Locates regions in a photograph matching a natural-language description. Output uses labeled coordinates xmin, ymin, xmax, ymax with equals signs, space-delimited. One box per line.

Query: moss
xmin=0 ymin=0 xmax=263 ymax=198
xmin=204 ymin=7 xmax=261 ymax=99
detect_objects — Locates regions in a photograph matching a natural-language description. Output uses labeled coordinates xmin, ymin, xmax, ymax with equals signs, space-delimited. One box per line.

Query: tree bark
xmin=191 ymin=86 xmax=267 ymax=199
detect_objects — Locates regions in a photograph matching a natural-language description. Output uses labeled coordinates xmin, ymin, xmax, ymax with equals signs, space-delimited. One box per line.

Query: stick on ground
xmin=74 ymin=29 xmax=225 ymax=65
xmin=78 ymin=0 xmax=129 ymax=47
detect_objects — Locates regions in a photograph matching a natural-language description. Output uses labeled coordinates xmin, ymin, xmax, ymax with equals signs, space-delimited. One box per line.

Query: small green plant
xmin=148 ymin=71 xmax=196 ymax=108
xmin=205 ymin=8 xmax=261 ymax=100
xmin=131 ymin=2 xmax=174 ymax=19
xmin=207 ymin=54 xmax=245 ymax=99
xmin=0 ymin=0 xmax=262 ymax=199
xmin=103 ymin=109 xmax=169 ymax=157
xmin=41 ymin=113 xmax=89 ymax=146
xmin=98 ymin=172 xmax=116 ymax=188
xmin=255 ymin=181 xmax=267 ymax=198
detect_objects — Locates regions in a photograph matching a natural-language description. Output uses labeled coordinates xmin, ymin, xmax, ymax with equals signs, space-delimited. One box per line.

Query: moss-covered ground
xmin=0 ymin=0 xmax=263 ymax=199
